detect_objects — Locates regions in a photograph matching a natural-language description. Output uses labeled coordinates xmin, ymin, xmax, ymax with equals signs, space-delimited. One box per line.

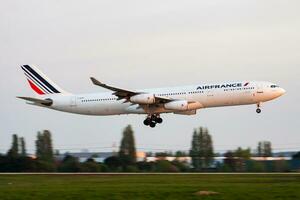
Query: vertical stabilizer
xmin=20 ymin=65 xmax=69 ymax=95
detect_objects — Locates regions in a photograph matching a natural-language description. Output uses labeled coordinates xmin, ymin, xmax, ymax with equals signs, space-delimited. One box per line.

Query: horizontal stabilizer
xmin=17 ymin=96 xmax=53 ymax=106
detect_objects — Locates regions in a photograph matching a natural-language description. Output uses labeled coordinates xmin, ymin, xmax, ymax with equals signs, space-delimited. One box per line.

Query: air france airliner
xmin=18 ymin=65 xmax=286 ymax=128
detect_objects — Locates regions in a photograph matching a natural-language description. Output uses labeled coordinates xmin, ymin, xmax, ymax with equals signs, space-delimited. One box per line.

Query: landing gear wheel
xmin=149 ymin=122 xmax=156 ymax=128
xmin=143 ymin=119 xmax=150 ymax=126
xmin=144 ymin=114 xmax=162 ymax=127
xmin=156 ymin=117 xmax=163 ymax=124
xmin=256 ymin=108 xmax=261 ymax=114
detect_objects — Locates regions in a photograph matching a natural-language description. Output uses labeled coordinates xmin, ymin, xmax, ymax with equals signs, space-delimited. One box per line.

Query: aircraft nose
xmin=279 ymin=88 xmax=286 ymax=96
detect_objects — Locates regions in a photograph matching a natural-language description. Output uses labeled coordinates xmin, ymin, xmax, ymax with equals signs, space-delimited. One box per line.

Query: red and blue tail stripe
xmin=22 ymin=66 xmax=53 ymax=94
xmin=21 ymin=65 xmax=61 ymax=95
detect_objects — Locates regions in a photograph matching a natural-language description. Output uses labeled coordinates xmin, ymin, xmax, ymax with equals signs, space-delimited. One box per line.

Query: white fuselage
xmin=42 ymin=81 xmax=285 ymax=116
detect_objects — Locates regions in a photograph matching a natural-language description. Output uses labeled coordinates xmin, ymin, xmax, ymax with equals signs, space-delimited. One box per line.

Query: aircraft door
xmin=254 ymin=83 xmax=265 ymax=102
xmin=257 ymin=83 xmax=264 ymax=94
xmin=70 ymin=96 xmax=77 ymax=107
xmin=205 ymin=90 xmax=216 ymax=106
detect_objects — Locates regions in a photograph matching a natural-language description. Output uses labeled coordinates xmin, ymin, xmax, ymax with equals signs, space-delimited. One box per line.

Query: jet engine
xmin=130 ymin=93 xmax=155 ymax=104
xmin=164 ymin=100 xmax=202 ymax=111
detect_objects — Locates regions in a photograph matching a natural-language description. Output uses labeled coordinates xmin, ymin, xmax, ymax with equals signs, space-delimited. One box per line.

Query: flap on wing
xmin=154 ymin=96 xmax=173 ymax=103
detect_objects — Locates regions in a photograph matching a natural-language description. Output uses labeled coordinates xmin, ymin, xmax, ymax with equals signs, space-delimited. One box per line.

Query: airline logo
xmin=21 ymin=65 xmax=61 ymax=95
xmin=196 ymin=82 xmax=249 ymax=90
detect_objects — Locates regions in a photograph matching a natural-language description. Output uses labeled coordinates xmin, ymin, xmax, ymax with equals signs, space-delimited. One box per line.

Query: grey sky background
xmin=0 ymin=0 xmax=299 ymax=154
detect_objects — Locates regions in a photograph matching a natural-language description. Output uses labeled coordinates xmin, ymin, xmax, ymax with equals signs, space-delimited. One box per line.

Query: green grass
xmin=0 ymin=174 xmax=300 ymax=200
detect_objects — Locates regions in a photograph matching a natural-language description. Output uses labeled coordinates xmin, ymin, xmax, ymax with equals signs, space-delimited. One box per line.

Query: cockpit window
xmin=270 ymin=85 xmax=279 ymax=88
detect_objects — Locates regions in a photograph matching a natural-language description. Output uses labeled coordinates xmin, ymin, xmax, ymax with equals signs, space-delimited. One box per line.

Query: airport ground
xmin=0 ymin=174 xmax=300 ymax=200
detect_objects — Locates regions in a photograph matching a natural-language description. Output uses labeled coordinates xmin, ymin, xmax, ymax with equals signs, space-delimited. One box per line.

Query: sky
xmin=0 ymin=0 xmax=300 ymax=154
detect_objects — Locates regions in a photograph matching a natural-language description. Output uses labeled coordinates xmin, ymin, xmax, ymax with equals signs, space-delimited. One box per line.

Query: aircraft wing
xmin=90 ymin=77 xmax=172 ymax=103
xmin=90 ymin=77 xmax=137 ymax=98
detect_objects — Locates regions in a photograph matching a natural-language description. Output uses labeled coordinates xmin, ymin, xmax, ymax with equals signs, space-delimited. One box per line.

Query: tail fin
xmin=21 ymin=65 xmax=68 ymax=95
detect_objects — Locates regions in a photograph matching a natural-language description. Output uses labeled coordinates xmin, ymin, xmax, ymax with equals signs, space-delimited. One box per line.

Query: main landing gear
xmin=143 ymin=114 xmax=163 ymax=128
xmin=256 ymin=103 xmax=262 ymax=114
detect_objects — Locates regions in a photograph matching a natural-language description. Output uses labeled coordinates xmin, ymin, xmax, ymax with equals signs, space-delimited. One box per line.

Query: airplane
xmin=18 ymin=65 xmax=286 ymax=128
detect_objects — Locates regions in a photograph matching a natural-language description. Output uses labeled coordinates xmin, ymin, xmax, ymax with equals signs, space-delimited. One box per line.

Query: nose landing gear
xmin=256 ymin=103 xmax=262 ymax=114
xmin=143 ymin=114 xmax=163 ymax=128
xmin=256 ymin=108 xmax=261 ymax=113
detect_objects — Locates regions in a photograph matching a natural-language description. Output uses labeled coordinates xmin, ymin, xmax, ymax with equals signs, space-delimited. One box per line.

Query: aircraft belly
xmin=90 ymin=102 xmax=129 ymax=115
xmin=201 ymin=91 xmax=255 ymax=108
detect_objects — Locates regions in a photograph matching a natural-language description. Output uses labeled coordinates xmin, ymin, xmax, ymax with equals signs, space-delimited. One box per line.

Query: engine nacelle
xmin=164 ymin=100 xmax=188 ymax=111
xmin=164 ymin=100 xmax=202 ymax=111
xmin=130 ymin=93 xmax=155 ymax=104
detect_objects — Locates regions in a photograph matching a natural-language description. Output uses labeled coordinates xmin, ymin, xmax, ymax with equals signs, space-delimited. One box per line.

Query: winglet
xmin=90 ymin=77 xmax=103 ymax=86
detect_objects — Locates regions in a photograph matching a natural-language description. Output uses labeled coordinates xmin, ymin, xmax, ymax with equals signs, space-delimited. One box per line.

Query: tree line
xmin=1 ymin=126 xmax=300 ymax=172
